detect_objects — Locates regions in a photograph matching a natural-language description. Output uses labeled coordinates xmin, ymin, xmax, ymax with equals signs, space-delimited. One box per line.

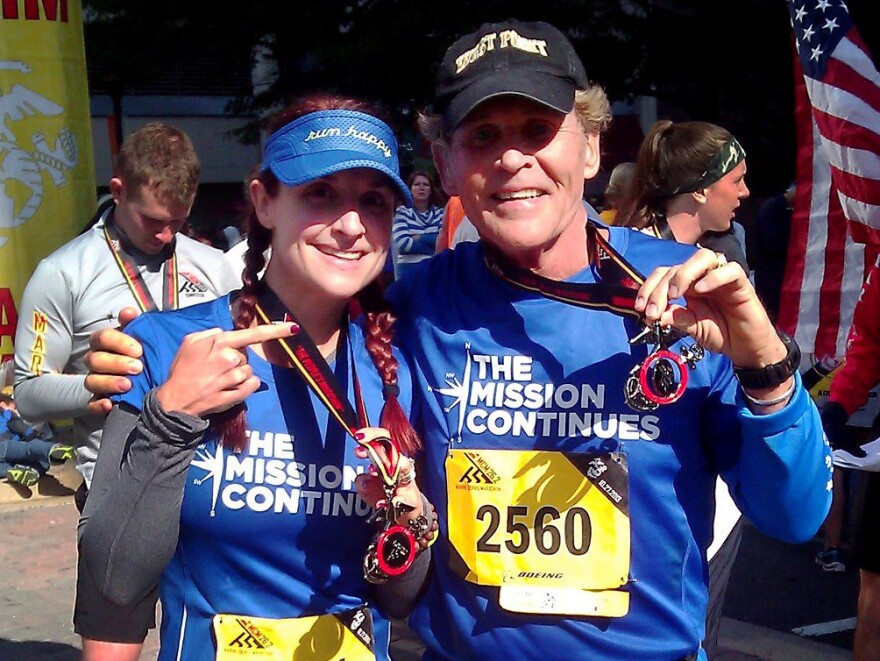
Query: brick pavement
xmin=0 ymin=495 xmax=422 ymax=661
xmin=0 ymin=498 xmax=160 ymax=660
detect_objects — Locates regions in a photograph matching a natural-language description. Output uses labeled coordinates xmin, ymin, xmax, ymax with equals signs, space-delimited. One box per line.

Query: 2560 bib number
xmin=446 ymin=449 xmax=629 ymax=591
xmin=476 ymin=504 xmax=592 ymax=556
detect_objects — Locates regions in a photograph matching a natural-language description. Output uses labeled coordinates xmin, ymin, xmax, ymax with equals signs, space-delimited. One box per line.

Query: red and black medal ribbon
xmin=485 ymin=222 xmax=644 ymax=319
xmin=103 ymin=222 xmax=178 ymax=313
xmin=252 ymin=285 xmax=415 ymax=581
xmin=485 ymin=220 xmax=702 ymax=410
xmin=253 ymin=285 xmax=368 ymax=438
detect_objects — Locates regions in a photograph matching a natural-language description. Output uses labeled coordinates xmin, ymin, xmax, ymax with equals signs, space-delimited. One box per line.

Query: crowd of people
xmin=5 ymin=14 xmax=875 ymax=661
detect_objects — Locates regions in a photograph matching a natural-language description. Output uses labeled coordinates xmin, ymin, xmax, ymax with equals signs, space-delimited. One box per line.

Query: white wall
xmin=90 ymin=96 xmax=261 ymax=185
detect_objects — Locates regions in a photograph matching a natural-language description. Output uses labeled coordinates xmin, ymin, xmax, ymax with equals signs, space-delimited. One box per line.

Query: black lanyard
xmin=253 ymin=285 xmax=369 ymax=437
xmin=103 ymin=221 xmax=178 ymax=313
xmin=649 ymin=216 xmax=676 ymax=242
xmin=486 ymin=220 xmax=701 ymax=410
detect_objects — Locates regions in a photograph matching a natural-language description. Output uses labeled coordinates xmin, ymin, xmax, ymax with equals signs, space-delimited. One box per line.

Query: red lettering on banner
xmin=1 ymin=0 xmax=17 ymax=18
xmin=0 ymin=288 xmax=17 ymax=363
xmin=1 ymin=0 xmax=68 ymax=21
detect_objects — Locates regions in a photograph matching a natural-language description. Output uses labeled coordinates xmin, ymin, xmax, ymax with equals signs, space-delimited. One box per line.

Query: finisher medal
xmin=363 ymin=499 xmax=418 ymax=582
xmin=483 ymin=222 xmax=705 ymax=413
xmin=357 ymin=428 xmax=419 ymax=584
xmin=625 ymin=323 xmax=704 ymax=412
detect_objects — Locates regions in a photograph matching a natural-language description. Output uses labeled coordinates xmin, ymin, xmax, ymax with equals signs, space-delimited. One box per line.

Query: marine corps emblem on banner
xmin=0 ymin=0 xmax=95 ymax=362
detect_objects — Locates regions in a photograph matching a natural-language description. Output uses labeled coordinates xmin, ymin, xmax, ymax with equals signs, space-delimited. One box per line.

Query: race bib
xmin=446 ymin=449 xmax=631 ymax=615
xmin=804 ymin=361 xmax=880 ymax=428
xmin=212 ymin=606 xmax=375 ymax=660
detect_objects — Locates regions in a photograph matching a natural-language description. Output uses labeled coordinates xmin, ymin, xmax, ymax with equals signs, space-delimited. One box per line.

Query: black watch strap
xmin=733 ymin=330 xmax=801 ymax=390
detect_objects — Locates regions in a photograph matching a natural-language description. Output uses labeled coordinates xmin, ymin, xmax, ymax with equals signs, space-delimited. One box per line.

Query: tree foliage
xmin=81 ymin=0 xmax=877 ymax=199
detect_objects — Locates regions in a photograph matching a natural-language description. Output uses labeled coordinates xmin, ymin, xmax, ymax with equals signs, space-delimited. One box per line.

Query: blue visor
xmin=262 ymin=109 xmax=412 ymax=206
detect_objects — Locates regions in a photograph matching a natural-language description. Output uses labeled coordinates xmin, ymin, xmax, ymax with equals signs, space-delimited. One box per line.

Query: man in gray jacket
xmin=13 ymin=122 xmax=237 ymax=661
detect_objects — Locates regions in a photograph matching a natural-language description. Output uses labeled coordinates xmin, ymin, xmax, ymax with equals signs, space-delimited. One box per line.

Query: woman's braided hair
xmin=212 ymin=93 xmax=421 ymax=456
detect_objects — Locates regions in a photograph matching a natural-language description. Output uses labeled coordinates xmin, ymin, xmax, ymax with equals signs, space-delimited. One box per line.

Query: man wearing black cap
xmin=386 ymin=18 xmax=831 ymax=659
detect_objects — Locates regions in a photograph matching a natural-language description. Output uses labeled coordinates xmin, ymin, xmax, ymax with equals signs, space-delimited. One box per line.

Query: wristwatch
xmin=733 ymin=329 xmax=801 ymax=390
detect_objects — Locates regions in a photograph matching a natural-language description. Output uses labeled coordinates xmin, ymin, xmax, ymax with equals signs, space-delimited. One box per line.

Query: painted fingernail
xmin=289 ymin=323 xmax=300 ymax=334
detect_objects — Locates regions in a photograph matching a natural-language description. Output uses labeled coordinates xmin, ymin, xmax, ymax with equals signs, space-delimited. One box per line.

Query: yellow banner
xmin=0 ymin=0 xmax=96 ymax=363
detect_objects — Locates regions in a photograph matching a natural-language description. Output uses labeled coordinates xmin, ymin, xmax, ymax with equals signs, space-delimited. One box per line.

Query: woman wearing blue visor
xmin=77 ymin=94 xmax=436 ymax=661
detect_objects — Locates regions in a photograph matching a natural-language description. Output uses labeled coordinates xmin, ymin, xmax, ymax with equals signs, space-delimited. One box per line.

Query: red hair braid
xmin=209 ymin=181 xmax=274 ymax=452
xmin=357 ymin=281 xmax=422 ymax=456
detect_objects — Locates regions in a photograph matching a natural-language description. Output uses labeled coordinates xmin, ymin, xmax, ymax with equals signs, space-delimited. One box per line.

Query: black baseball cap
xmin=433 ymin=19 xmax=589 ymax=132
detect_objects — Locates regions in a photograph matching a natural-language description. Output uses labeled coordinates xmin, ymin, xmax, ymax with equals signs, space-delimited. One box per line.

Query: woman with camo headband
xmin=620 ymin=120 xmax=751 ymax=271
xmin=618 ymin=118 xmax=751 ymax=656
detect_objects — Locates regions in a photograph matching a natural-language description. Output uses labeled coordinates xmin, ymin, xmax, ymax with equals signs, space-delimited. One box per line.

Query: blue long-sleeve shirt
xmin=388 ymin=226 xmax=831 ymax=660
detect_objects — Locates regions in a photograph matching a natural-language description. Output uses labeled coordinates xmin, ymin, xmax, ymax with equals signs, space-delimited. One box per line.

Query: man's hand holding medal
xmin=635 ymin=248 xmax=797 ymax=413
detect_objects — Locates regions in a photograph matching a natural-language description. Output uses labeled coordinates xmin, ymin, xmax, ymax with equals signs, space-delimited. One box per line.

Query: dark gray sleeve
xmin=79 ymin=390 xmax=208 ymax=606
xmin=371 ymin=496 xmax=434 ymax=619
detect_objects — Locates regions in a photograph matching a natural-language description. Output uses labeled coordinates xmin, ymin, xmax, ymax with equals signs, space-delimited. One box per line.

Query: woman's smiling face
xmin=254 ymin=168 xmax=396 ymax=303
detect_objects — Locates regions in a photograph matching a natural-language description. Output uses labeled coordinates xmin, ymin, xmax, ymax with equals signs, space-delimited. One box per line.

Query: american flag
xmin=779 ymin=0 xmax=880 ymax=360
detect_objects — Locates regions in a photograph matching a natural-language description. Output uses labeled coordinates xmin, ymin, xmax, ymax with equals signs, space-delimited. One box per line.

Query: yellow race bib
xmin=212 ymin=606 xmax=375 ymax=660
xmin=446 ymin=449 xmax=631 ymax=616
xmin=804 ymin=362 xmax=840 ymax=404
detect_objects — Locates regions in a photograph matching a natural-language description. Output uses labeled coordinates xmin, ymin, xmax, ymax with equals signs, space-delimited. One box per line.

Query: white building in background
xmin=86 ymin=57 xmax=657 ymax=222
xmin=89 ymin=95 xmax=261 ymax=186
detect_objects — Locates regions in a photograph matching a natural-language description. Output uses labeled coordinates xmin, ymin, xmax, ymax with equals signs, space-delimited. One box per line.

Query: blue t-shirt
xmin=0 ymin=410 xmax=13 ymax=436
xmin=389 ymin=225 xmax=831 ymax=660
xmin=117 ymin=294 xmax=412 ymax=661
